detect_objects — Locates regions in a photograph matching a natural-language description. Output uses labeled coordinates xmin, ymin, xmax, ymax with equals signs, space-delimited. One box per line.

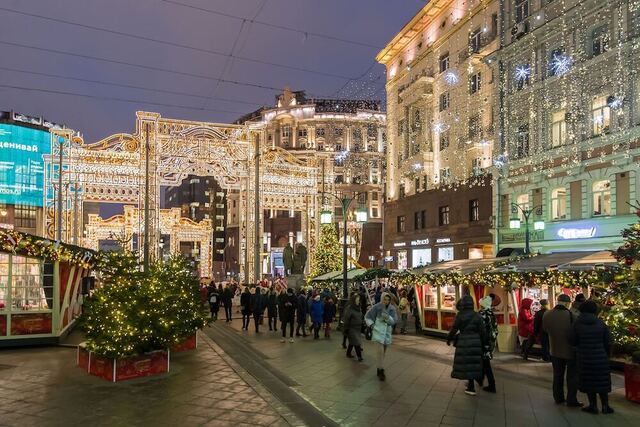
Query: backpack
xmin=210 ymin=294 xmax=217 ymax=304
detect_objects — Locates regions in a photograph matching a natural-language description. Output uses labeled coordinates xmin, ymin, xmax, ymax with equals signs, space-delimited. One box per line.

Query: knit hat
xmin=575 ymin=293 xmax=586 ymax=303
xmin=480 ymin=296 xmax=493 ymax=310
xmin=579 ymin=300 xmax=598 ymax=314
xmin=557 ymin=294 xmax=571 ymax=303
xmin=540 ymin=299 xmax=548 ymax=307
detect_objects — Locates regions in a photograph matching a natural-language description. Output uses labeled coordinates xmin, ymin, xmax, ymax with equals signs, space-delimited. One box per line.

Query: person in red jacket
xmin=518 ymin=298 xmax=535 ymax=360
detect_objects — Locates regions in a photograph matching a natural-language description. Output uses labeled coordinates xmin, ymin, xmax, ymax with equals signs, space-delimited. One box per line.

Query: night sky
xmin=0 ymin=0 xmax=422 ymax=142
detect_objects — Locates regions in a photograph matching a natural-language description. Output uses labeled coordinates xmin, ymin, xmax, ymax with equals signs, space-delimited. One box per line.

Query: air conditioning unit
xmin=511 ymin=21 xmax=528 ymax=39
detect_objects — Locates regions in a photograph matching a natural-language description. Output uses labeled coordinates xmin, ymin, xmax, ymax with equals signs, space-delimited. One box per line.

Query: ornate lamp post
xmin=509 ymin=203 xmax=544 ymax=254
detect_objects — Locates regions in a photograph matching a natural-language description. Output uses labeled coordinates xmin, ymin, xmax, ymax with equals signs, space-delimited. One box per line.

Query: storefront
xmin=389 ymin=236 xmax=492 ymax=270
xmin=0 ymin=230 xmax=94 ymax=346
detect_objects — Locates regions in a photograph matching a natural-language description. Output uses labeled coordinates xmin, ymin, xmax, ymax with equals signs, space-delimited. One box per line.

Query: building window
xmin=469 ymin=72 xmax=482 ymax=94
xmin=439 ymin=206 xmax=450 ymax=226
xmin=439 ymin=92 xmax=450 ymax=111
xmin=420 ymin=210 xmax=426 ymax=229
xmin=439 ymin=131 xmax=450 ymax=151
xmin=298 ymin=128 xmax=308 ymax=138
xmin=14 ymin=203 xmax=36 ymax=229
xmin=516 ymin=193 xmax=530 ymax=221
xmin=470 ymin=29 xmax=482 ymax=53
xmin=469 ymin=199 xmax=480 ymax=222
xmin=397 ymin=119 xmax=405 ymax=136
xmin=372 ymin=207 xmax=379 ymax=218
xmin=472 ymin=157 xmax=483 ymax=176
xmin=440 ymin=167 xmax=451 ymax=184
xmin=592 ymin=180 xmax=611 ymax=216
xmin=515 ymin=124 xmax=530 ymax=159
xmin=397 ymin=215 xmax=406 ymax=232
xmin=367 ymin=123 xmax=377 ymax=138
xmin=551 ymin=109 xmax=567 ymax=147
xmin=592 ymin=95 xmax=611 ymax=136
xmin=333 ymin=127 xmax=343 ymax=137
xmin=282 ymin=125 xmax=291 ymax=138
xmin=399 ymin=184 xmax=405 ymax=198
xmin=551 ymin=187 xmax=567 ymax=220
xmin=548 ymin=47 xmax=571 ymax=77
xmin=414 ymin=177 xmax=420 ymax=192
xmin=412 ymin=109 xmax=422 ymax=130
xmin=414 ymin=211 xmax=421 ymax=230
xmin=439 ymin=53 xmax=450 ymax=73
xmin=316 ymin=127 xmax=325 ymax=138
xmin=468 ymin=115 xmax=481 ymax=139
xmin=515 ymin=0 xmax=529 ymax=24
xmin=591 ymin=24 xmax=610 ymax=57
xmin=515 ymin=63 xmax=531 ymax=90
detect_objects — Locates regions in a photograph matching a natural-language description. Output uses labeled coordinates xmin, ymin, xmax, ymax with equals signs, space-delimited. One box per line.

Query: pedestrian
xmin=222 ymin=284 xmax=233 ymax=323
xmin=518 ymin=297 xmax=535 ymax=360
xmin=478 ymin=295 xmax=497 ymax=393
xmin=310 ymin=293 xmax=324 ymax=339
xmin=343 ymin=292 xmax=364 ymax=361
xmin=365 ymin=292 xmax=397 ymax=381
xmin=267 ymin=287 xmax=279 ymax=332
xmin=446 ymin=295 xmax=486 ymax=396
xmin=279 ymin=288 xmax=297 ymax=343
xmin=251 ymin=286 xmax=265 ymax=333
xmin=569 ymin=300 xmax=614 ymax=414
xmin=542 ymin=294 xmax=582 ymax=407
xmin=571 ymin=293 xmax=586 ymax=318
xmin=323 ymin=296 xmax=336 ymax=338
xmin=296 ymin=290 xmax=308 ymax=337
xmin=374 ymin=285 xmax=382 ymax=304
xmin=398 ymin=290 xmax=411 ymax=334
xmin=207 ymin=281 xmax=220 ymax=321
xmin=534 ymin=299 xmax=550 ymax=362
xmin=240 ymin=286 xmax=252 ymax=331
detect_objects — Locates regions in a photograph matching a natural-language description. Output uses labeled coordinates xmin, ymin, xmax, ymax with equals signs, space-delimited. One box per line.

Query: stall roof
xmin=557 ymin=251 xmax=618 ymax=271
xmin=310 ymin=268 xmax=369 ymax=282
xmin=310 ymin=270 xmax=342 ymax=282
xmin=492 ymin=251 xmax=609 ymax=273
xmin=414 ymin=257 xmax=503 ymax=275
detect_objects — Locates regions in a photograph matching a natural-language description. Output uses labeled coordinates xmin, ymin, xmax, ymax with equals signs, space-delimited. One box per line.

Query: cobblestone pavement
xmin=0 ymin=332 xmax=301 ymax=427
xmin=210 ymin=318 xmax=640 ymax=427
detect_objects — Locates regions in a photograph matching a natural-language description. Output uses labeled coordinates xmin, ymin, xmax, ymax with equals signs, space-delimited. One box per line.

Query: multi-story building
xmin=0 ymin=111 xmax=71 ymax=236
xmin=234 ymin=89 xmax=386 ymax=276
xmin=491 ymin=0 xmax=640 ymax=253
xmin=377 ymin=0 xmax=499 ymax=267
xmin=165 ymin=176 xmax=227 ymax=279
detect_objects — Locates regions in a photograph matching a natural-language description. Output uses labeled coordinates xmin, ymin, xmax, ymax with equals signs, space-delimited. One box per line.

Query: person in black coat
xmin=569 ymin=300 xmax=614 ymax=414
xmin=266 ymin=287 xmax=279 ymax=332
xmin=296 ymin=290 xmax=308 ymax=337
xmin=533 ymin=299 xmax=550 ymax=362
xmin=278 ymin=288 xmax=297 ymax=342
xmin=323 ymin=297 xmax=337 ymax=338
xmin=222 ymin=284 xmax=233 ymax=323
xmin=343 ymin=292 xmax=364 ymax=361
xmin=240 ymin=287 xmax=252 ymax=331
xmin=447 ymin=295 xmax=486 ymax=396
xmin=251 ymin=287 xmax=265 ymax=333
xmin=207 ymin=281 xmax=220 ymax=321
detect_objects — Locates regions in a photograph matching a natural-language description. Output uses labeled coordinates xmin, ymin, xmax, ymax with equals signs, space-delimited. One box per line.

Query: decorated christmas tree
xmin=309 ymin=224 xmax=343 ymax=279
xmin=596 ymin=203 xmax=640 ymax=360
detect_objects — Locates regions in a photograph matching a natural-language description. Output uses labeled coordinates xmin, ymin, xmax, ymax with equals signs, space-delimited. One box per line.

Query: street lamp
xmin=509 ymin=203 xmax=543 ymax=254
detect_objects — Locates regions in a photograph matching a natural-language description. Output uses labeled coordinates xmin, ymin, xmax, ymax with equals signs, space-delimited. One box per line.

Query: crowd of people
xmin=203 ymin=280 xmax=615 ymax=413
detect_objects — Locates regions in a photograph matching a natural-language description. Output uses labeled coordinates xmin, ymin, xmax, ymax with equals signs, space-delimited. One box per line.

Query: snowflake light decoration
xmin=608 ymin=96 xmax=624 ymax=109
xmin=515 ymin=64 xmax=531 ymax=81
xmin=432 ymin=122 xmax=447 ymax=134
xmin=551 ymin=53 xmax=572 ymax=76
xmin=444 ymin=70 xmax=459 ymax=85
xmin=335 ymin=150 xmax=349 ymax=162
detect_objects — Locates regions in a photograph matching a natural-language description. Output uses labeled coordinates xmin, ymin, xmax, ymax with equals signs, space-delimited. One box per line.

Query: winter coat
xmin=569 ymin=313 xmax=612 ymax=393
xmin=447 ymin=296 xmax=485 ymax=380
xmin=323 ymin=301 xmax=336 ymax=323
xmin=278 ymin=293 xmax=297 ymax=322
xmin=533 ymin=307 xmax=547 ymax=337
xmin=342 ymin=305 xmax=363 ymax=347
xmin=250 ymin=289 xmax=265 ymax=315
xmin=240 ymin=292 xmax=252 ymax=315
xmin=222 ymin=288 xmax=233 ymax=306
xmin=296 ymin=295 xmax=308 ymax=323
xmin=518 ymin=298 xmax=534 ymax=338
xmin=542 ymin=305 xmax=575 ymax=360
xmin=479 ymin=308 xmax=498 ymax=359
xmin=365 ymin=297 xmax=398 ymax=346
xmin=310 ymin=298 xmax=324 ymax=324
xmin=266 ymin=293 xmax=278 ymax=317
xmin=398 ymin=297 xmax=411 ymax=315
xmin=207 ymin=288 xmax=220 ymax=311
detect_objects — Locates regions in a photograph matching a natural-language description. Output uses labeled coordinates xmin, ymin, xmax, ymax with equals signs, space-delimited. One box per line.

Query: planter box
xmin=625 ymin=363 xmax=640 ymax=404
xmin=77 ymin=344 xmax=170 ymax=382
xmin=171 ymin=334 xmax=197 ymax=353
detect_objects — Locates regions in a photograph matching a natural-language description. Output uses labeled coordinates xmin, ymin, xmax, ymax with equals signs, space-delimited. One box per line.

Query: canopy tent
xmin=557 ymin=251 xmax=618 ymax=271
xmin=310 ymin=270 xmax=342 ymax=282
xmin=490 ymin=252 xmax=601 ymax=273
xmin=413 ymin=257 xmax=504 ymax=275
xmin=309 ymin=268 xmax=369 ymax=283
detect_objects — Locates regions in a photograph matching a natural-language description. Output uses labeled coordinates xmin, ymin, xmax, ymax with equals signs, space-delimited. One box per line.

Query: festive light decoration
xmin=308 ymin=224 xmax=343 ymax=280
xmin=550 ymin=53 xmax=572 ymax=76
xmin=514 ymin=64 xmax=531 ymax=82
xmin=443 ymin=70 xmax=460 ymax=85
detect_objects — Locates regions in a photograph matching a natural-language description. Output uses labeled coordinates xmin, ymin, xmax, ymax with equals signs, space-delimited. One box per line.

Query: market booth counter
xmin=0 ymin=230 xmax=94 ymax=347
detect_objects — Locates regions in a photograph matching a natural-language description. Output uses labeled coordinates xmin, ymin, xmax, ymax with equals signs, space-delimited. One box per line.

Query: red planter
xmin=77 ymin=345 xmax=169 ymax=382
xmin=171 ymin=334 xmax=197 ymax=353
xmin=625 ymin=363 xmax=640 ymax=403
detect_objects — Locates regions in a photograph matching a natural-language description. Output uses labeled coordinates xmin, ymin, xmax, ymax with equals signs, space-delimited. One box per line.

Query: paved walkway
xmin=0 ymin=333 xmax=301 ymax=427
xmin=205 ymin=318 xmax=640 ymax=427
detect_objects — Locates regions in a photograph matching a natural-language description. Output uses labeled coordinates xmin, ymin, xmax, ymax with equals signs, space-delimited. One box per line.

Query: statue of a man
xmin=292 ymin=243 xmax=307 ymax=274
xmin=282 ymin=243 xmax=294 ymax=276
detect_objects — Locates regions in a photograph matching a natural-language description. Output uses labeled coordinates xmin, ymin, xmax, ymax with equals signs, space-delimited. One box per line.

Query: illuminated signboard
xmin=557 ymin=227 xmax=597 ymax=240
xmin=0 ymin=124 xmax=51 ymax=206
xmin=411 ymin=239 xmax=429 ymax=246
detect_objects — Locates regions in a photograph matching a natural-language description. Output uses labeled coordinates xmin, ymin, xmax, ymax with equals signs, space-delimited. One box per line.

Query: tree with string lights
xmin=309 ymin=224 xmax=343 ymax=279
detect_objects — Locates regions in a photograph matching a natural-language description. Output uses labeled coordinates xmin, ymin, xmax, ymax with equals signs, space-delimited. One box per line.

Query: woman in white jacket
xmin=365 ymin=292 xmax=398 ymax=381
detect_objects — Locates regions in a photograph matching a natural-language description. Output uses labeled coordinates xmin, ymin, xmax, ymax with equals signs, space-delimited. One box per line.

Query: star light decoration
xmin=335 ymin=149 xmax=349 ymax=162
xmin=551 ymin=53 xmax=572 ymax=76
xmin=514 ymin=64 xmax=531 ymax=82
xmin=444 ymin=70 xmax=460 ymax=85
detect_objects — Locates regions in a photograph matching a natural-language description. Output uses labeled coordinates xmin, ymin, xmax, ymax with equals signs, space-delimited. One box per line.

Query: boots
xmin=601 ymin=394 xmax=614 ymax=414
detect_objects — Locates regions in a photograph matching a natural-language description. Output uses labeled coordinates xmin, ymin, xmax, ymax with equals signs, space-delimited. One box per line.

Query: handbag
xmin=365 ymin=326 xmax=373 ymax=341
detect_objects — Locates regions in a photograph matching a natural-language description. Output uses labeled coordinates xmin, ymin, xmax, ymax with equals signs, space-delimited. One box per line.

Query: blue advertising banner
xmin=0 ymin=124 xmax=51 ymax=206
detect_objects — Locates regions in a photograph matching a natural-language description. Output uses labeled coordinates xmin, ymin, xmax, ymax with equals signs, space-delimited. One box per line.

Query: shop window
xmin=551 ymin=109 xmax=567 ymax=147
xmin=397 ymin=215 xmax=406 ymax=232
xmin=438 ymin=246 xmax=454 ymax=262
xmin=515 ymin=0 xmax=529 ymax=24
xmin=11 ymin=256 xmax=53 ymax=311
xmin=397 ymin=250 xmax=408 ymax=270
xmin=440 ymin=283 xmax=457 ymax=310
xmin=412 ymin=248 xmax=431 ymax=268
xmin=551 ymin=188 xmax=567 ymax=219
xmin=591 ymin=24 xmax=610 ymax=57
xmin=439 ymin=92 xmax=450 ymax=111
xmin=14 ymin=203 xmax=36 ymax=229
xmin=592 ymin=180 xmax=611 ymax=216
xmin=439 ymin=53 xmax=450 ymax=73
xmin=0 ymin=253 xmax=8 ymax=311
xmin=469 ymin=72 xmax=482 ymax=94
xmin=423 ymin=284 xmax=438 ymax=309
xmin=592 ymin=95 xmax=611 ymax=136
xmin=469 ymin=199 xmax=480 ymax=222
xmin=439 ymin=206 xmax=450 ymax=226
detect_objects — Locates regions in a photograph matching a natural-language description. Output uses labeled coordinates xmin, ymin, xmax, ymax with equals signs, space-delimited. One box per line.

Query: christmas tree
xmin=596 ymin=203 xmax=640 ymax=360
xmin=309 ymin=224 xmax=343 ymax=279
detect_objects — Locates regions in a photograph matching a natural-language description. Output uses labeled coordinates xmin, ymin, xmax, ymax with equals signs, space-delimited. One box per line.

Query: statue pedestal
xmin=286 ymin=274 xmax=306 ymax=290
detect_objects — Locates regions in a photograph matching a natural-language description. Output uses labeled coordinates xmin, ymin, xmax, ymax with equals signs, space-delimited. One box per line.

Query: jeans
xmin=281 ymin=320 xmax=294 ymax=338
xmin=551 ymin=356 xmax=579 ymax=404
xmin=224 ymin=304 xmax=232 ymax=322
xmin=242 ymin=314 xmax=251 ymax=330
xmin=253 ymin=313 xmax=263 ymax=332
xmin=268 ymin=316 xmax=278 ymax=331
